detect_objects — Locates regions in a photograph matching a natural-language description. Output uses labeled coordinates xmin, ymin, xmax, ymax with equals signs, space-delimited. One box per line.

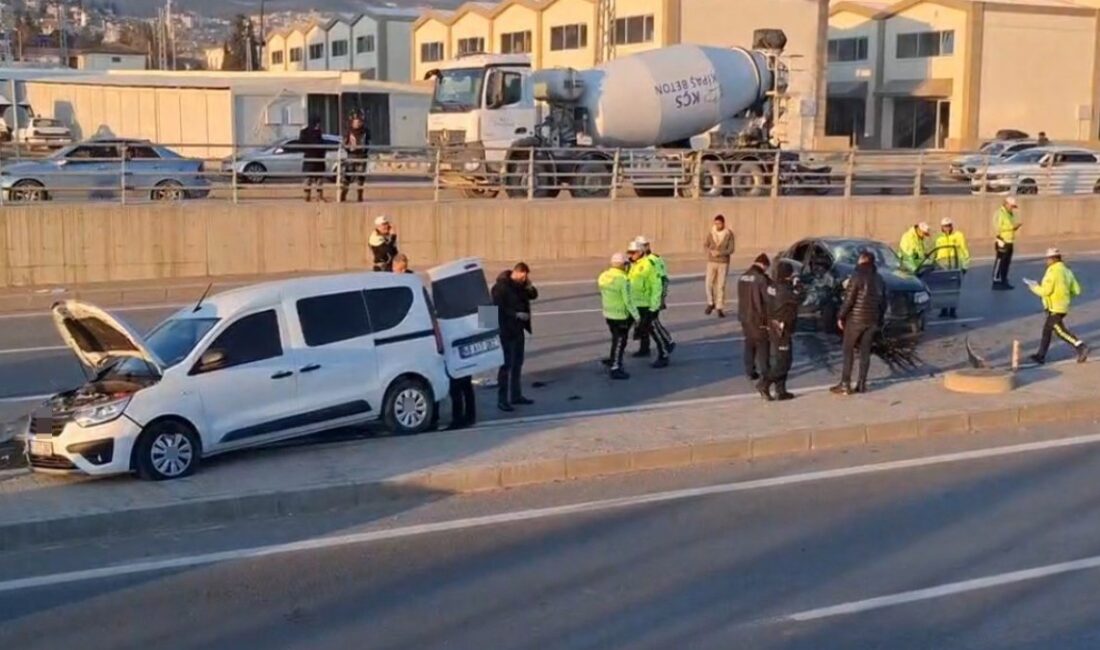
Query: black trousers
xmin=1037 ymin=311 xmax=1082 ymax=359
xmin=743 ymin=331 xmax=770 ymax=380
xmin=497 ymin=335 xmax=526 ymax=403
xmin=841 ymin=323 xmax=877 ymax=386
xmin=992 ymin=242 xmax=1014 ymax=285
xmin=449 ymin=376 xmax=476 ymax=426
xmin=768 ymin=331 xmax=793 ymax=383
xmin=607 ymin=318 xmax=632 ymax=370
xmin=636 ymin=308 xmax=671 ymax=357
xmin=340 ymin=160 xmax=367 ymax=201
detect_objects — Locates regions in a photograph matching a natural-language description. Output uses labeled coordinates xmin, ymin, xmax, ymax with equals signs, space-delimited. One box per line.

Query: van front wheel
xmin=383 ymin=377 xmax=435 ymax=435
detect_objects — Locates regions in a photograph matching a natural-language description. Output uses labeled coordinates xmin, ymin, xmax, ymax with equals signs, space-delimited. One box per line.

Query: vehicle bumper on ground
xmin=23 ymin=413 xmax=141 ymax=476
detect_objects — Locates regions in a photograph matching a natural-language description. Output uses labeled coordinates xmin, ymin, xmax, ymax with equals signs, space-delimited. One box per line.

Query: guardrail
xmin=0 ymin=142 xmax=1095 ymax=206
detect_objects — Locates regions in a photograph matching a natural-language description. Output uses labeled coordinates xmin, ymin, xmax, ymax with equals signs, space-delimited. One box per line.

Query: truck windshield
xmin=431 ymin=68 xmax=485 ymax=113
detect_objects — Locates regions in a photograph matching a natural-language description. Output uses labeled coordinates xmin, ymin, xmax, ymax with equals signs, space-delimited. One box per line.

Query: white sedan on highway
xmin=970 ymin=146 xmax=1100 ymax=195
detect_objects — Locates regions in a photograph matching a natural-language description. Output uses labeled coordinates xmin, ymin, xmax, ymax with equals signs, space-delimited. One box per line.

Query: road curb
xmin=3 ymin=397 xmax=1100 ymax=549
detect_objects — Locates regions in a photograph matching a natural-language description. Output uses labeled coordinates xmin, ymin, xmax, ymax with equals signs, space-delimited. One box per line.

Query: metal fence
xmin=1 ymin=141 xmax=1096 ymax=206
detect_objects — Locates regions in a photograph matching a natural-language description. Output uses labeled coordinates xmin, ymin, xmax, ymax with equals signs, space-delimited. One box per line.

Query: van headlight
xmin=74 ymin=396 xmax=131 ymax=428
xmin=913 ymin=291 xmax=930 ymax=305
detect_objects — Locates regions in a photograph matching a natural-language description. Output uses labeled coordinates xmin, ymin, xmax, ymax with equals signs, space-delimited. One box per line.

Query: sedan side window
xmin=196 ymin=310 xmax=283 ymax=373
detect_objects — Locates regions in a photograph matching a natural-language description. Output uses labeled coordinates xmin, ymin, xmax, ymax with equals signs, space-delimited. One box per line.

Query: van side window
xmin=205 ymin=310 xmax=282 ymax=368
xmin=364 ymin=287 xmax=414 ymax=333
xmin=297 ymin=291 xmax=371 ymax=347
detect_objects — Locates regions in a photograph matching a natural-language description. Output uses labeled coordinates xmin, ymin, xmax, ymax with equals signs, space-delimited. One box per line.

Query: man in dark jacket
xmin=369 ymin=215 xmax=398 ymax=272
xmin=492 ymin=262 xmax=538 ymax=411
xmin=299 ymin=117 xmax=326 ymax=202
xmin=738 ymin=253 xmax=772 ymax=399
xmin=762 ymin=260 xmax=802 ymax=401
xmin=339 ymin=111 xmax=371 ymax=203
xmin=831 ymin=250 xmax=886 ymax=395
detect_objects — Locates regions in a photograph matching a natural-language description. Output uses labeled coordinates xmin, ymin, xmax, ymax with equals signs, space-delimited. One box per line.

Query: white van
xmin=24 ymin=272 xmax=451 ymax=480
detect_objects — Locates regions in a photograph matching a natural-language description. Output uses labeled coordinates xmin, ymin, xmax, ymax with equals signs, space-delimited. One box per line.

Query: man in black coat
xmin=339 ymin=111 xmax=371 ymax=203
xmin=738 ymin=253 xmax=772 ymax=400
xmin=299 ymin=117 xmax=326 ymax=202
xmin=831 ymin=250 xmax=887 ymax=395
xmin=491 ymin=262 xmax=538 ymax=412
xmin=763 ymin=260 xmax=802 ymax=401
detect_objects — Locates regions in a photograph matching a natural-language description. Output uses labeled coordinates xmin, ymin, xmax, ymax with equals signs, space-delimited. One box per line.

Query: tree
xmin=221 ymin=14 xmax=259 ymax=71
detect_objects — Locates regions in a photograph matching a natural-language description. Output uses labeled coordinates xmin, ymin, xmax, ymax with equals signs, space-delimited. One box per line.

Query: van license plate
xmin=30 ymin=440 xmax=53 ymax=457
xmin=459 ymin=337 xmax=499 ymax=359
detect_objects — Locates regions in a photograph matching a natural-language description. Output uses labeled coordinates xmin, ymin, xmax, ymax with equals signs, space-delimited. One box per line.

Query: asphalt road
xmin=1 ymin=251 xmax=1098 ymax=427
xmin=4 ymin=423 xmax=1100 ymax=648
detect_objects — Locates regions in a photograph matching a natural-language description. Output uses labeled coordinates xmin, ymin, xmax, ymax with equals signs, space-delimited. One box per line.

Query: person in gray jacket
xmin=704 ymin=214 xmax=736 ymax=317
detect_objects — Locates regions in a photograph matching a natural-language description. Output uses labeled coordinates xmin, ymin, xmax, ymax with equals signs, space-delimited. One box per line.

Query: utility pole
xmin=166 ymin=0 xmax=176 ymax=70
xmin=57 ymin=0 xmax=67 ymax=67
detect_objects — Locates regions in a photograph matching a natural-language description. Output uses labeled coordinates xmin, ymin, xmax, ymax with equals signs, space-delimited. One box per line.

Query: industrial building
xmin=827 ymin=0 xmax=1100 ymax=149
xmin=412 ymin=0 xmax=828 ymax=150
xmin=264 ymin=6 xmax=418 ymax=82
xmin=1 ymin=69 xmax=430 ymax=157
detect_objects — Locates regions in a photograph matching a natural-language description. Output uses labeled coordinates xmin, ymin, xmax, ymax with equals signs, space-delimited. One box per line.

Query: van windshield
xmin=432 ymin=270 xmax=491 ymax=319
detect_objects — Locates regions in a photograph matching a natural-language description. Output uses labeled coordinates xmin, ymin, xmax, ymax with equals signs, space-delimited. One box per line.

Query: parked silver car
xmin=970 ymin=146 xmax=1100 ymax=195
xmin=221 ymin=134 xmax=341 ymax=184
xmin=0 ymin=138 xmax=211 ymax=202
xmin=949 ymin=139 xmax=1040 ymax=180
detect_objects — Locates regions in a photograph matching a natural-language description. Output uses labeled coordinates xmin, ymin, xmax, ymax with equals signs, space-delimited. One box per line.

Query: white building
xmin=265 ymin=6 xmax=418 ymax=82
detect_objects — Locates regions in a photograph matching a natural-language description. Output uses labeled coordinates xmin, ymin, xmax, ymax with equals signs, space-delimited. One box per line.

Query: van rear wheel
xmin=383 ymin=377 xmax=436 ymax=435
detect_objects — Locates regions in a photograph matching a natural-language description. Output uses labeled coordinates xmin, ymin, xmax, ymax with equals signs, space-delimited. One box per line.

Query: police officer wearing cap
xmin=633 ymin=235 xmax=675 ymax=358
xmin=1029 ymin=247 xmax=1089 ymax=364
xmin=599 ymin=252 xmax=640 ymax=379
xmin=898 ymin=222 xmax=931 ymax=274
xmin=738 ymin=253 xmax=772 ymax=397
xmin=369 ymin=215 xmax=398 ymax=272
xmin=627 ymin=240 xmax=671 ymax=367
xmin=934 ymin=217 xmax=970 ymax=318
xmin=993 ymin=196 xmax=1021 ymax=289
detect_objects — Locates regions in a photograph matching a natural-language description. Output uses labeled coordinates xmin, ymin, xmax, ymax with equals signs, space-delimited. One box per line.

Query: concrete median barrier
xmin=2 ymin=195 xmax=1100 ymax=288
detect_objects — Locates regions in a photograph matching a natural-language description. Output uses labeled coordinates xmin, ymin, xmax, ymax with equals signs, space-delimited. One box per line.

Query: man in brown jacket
xmin=704 ymin=214 xmax=736 ymax=317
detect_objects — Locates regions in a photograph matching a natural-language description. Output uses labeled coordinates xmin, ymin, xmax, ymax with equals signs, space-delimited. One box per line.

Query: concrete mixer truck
xmin=424 ymin=29 xmax=821 ymax=198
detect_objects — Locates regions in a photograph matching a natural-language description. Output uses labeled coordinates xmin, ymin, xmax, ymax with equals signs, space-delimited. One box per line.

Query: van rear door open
xmin=427 ymin=258 xmax=504 ymax=378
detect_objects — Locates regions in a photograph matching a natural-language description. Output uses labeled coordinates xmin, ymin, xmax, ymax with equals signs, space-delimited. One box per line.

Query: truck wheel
xmin=504 ymin=155 xmax=558 ymax=199
xmin=698 ymin=160 xmax=727 ymax=198
xmin=730 ymin=161 xmax=767 ymax=197
xmin=571 ymin=160 xmax=612 ymax=198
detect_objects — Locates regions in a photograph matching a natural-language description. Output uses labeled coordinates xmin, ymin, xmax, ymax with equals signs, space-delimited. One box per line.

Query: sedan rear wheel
xmin=9 ymin=179 xmax=47 ymax=202
xmin=152 ymin=180 xmax=185 ymax=201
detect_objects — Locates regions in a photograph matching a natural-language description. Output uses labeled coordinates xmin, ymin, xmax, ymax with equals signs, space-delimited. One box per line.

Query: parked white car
xmin=220 ymin=134 xmax=341 ymax=184
xmin=949 ymin=139 xmax=1040 ymax=180
xmin=16 ymin=117 xmax=73 ymax=148
xmin=970 ymin=146 xmax=1100 ymax=195
xmin=23 ymin=267 xmax=503 ymax=480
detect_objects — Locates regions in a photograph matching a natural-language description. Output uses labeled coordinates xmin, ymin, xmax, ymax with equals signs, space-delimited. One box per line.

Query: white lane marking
xmin=785 ymin=554 xmax=1100 ymax=622
xmin=0 ymin=394 xmax=49 ymax=404
xmin=538 ymin=301 xmax=710 ymax=317
xmin=5 ymin=429 xmax=1100 ymax=594
xmin=0 ymin=345 xmax=66 ymax=356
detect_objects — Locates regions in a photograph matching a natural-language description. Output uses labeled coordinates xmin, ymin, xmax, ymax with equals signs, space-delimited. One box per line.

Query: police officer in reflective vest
xmin=993 ymin=196 xmax=1021 ymax=289
xmin=898 ymin=222 xmax=931 ymax=273
xmin=627 ymin=240 xmax=671 ymax=368
xmin=1029 ymin=248 xmax=1089 ymax=365
xmin=634 ymin=235 xmax=675 ymax=356
xmin=599 ymin=253 xmax=640 ymax=379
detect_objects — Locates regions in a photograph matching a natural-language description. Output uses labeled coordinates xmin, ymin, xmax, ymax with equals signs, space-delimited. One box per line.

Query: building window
xmin=272 ymin=50 xmax=284 ymax=65
xmin=111 ymin=56 xmax=122 ymax=63
xmin=457 ymin=37 xmax=485 ymax=55
xmin=500 ymin=30 xmax=532 ymax=54
xmin=331 ymin=39 xmax=348 ymax=57
xmin=896 ymin=30 xmax=954 ymax=59
xmin=289 ymin=47 xmax=302 ymax=63
xmin=550 ymin=23 xmax=587 ymax=51
xmin=309 ymin=43 xmax=324 ymax=60
xmin=356 ymin=34 xmax=375 ymax=54
xmin=613 ymin=15 xmax=654 ymax=45
xmin=421 ymin=41 xmax=444 ymax=63
xmin=827 ymin=37 xmax=868 ymax=63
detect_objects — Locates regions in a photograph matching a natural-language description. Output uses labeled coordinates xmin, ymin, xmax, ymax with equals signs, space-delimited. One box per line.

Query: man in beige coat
xmin=704 ymin=214 xmax=736 ymax=317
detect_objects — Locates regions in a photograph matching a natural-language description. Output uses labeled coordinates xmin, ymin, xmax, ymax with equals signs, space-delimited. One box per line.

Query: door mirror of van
xmin=196 ymin=349 xmax=227 ymax=373
xmin=486 ymin=71 xmax=505 ymax=109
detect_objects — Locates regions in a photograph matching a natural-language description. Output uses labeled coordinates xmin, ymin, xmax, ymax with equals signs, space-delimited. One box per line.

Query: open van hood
xmin=51 ymin=300 xmax=163 ymax=373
